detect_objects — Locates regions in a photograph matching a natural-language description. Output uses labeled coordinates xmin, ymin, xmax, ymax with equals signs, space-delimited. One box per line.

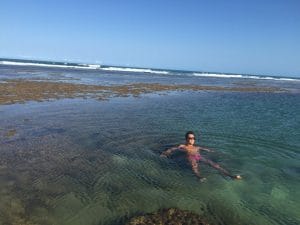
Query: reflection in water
xmin=0 ymin=92 xmax=299 ymax=225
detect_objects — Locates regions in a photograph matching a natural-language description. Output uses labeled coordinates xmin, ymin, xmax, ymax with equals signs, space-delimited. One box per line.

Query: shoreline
xmin=0 ymin=79 xmax=286 ymax=105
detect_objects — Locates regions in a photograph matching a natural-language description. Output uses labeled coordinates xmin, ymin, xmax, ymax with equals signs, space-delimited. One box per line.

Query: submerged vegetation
xmin=0 ymin=79 xmax=284 ymax=105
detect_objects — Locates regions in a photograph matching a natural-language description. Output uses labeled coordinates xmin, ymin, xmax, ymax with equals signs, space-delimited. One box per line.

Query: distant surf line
xmin=1 ymin=58 xmax=299 ymax=82
xmin=192 ymin=73 xmax=300 ymax=82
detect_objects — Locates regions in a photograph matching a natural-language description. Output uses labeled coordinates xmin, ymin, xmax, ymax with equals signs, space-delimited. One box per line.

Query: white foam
xmin=101 ymin=66 xmax=169 ymax=74
xmin=82 ymin=64 xmax=101 ymax=69
xmin=193 ymin=73 xmax=300 ymax=82
xmin=0 ymin=61 xmax=101 ymax=70
xmin=193 ymin=73 xmax=243 ymax=78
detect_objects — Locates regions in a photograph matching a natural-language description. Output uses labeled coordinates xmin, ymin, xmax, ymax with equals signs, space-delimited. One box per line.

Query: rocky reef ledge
xmin=0 ymin=79 xmax=285 ymax=105
xmin=125 ymin=208 xmax=211 ymax=225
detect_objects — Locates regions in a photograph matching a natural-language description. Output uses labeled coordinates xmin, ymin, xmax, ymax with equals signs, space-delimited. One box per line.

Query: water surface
xmin=0 ymin=65 xmax=299 ymax=225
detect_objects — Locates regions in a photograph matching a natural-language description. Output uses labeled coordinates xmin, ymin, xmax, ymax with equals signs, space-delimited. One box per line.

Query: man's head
xmin=185 ymin=131 xmax=196 ymax=145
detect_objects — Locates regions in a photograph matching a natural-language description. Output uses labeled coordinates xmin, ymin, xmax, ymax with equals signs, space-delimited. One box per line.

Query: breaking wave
xmin=193 ymin=73 xmax=300 ymax=82
xmin=0 ymin=60 xmax=101 ymax=70
xmin=100 ymin=66 xmax=170 ymax=74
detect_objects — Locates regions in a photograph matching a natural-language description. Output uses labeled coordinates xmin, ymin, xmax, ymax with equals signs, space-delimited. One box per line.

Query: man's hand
xmin=160 ymin=152 xmax=168 ymax=158
xmin=200 ymin=147 xmax=214 ymax=152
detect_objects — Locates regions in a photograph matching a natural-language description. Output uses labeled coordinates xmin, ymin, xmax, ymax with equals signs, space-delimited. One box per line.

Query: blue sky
xmin=1 ymin=0 xmax=299 ymax=76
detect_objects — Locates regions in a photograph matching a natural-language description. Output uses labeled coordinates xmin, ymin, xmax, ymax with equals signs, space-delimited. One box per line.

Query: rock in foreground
xmin=126 ymin=208 xmax=211 ymax=225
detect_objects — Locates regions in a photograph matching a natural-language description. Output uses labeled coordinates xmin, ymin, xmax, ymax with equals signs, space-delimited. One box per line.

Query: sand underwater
xmin=0 ymin=64 xmax=299 ymax=225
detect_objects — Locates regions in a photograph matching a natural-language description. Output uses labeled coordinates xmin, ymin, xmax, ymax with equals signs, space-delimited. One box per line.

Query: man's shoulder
xmin=178 ymin=144 xmax=186 ymax=149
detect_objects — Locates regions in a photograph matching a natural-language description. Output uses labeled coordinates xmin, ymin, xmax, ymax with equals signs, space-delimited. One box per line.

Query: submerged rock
xmin=126 ymin=208 xmax=211 ymax=225
xmin=0 ymin=79 xmax=285 ymax=105
xmin=5 ymin=129 xmax=17 ymax=137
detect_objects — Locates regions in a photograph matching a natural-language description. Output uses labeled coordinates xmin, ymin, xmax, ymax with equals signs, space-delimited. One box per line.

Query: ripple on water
xmin=0 ymin=92 xmax=299 ymax=225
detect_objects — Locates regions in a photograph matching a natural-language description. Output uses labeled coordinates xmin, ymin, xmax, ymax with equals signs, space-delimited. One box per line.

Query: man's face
xmin=186 ymin=134 xmax=195 ymax=145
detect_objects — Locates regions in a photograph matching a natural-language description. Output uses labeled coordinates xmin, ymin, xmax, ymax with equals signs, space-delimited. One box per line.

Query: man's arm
xmin=199 ymin=146 xmax=214 ymax=152
xmin=161 ymin=145 xmax=185 ymax=157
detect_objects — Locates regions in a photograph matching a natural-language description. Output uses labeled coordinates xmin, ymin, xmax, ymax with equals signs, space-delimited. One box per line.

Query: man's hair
xmin=185 ymin=131 xmax=195 ymax=140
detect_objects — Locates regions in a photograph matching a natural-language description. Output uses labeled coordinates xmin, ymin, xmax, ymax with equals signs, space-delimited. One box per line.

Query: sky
xmin=0 ymin=0 xmax=300 ymax=77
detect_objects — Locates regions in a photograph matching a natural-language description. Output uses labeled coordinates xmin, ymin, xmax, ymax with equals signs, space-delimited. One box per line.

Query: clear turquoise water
xmin=1 ymin=91 xmax=299 ymax=225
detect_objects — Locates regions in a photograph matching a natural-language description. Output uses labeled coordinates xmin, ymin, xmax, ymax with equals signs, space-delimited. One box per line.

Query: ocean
xmin=0 ymin=59 xmax=299 ymax=225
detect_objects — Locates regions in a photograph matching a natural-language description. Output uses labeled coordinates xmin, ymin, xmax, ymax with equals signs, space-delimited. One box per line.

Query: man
xmin=161 ymin=131 xmax=242 ymax=181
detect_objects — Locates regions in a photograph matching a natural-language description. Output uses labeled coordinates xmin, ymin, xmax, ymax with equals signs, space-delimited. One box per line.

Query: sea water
xmin=0 ymin=63 xmax=299 ymax=225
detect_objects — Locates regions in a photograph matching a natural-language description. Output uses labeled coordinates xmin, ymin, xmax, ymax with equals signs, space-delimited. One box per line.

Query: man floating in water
xmin=161 ymin=131 xmax=242 ymax=181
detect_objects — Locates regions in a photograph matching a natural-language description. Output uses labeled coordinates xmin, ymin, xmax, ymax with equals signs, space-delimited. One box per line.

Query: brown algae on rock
xmin=126 ymin=208 xmax=211 ymax=225
xmin=5 ymin=129 xmax=17 ymax=137
xmin=0 ymin=79 xmax=285 ymax=105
